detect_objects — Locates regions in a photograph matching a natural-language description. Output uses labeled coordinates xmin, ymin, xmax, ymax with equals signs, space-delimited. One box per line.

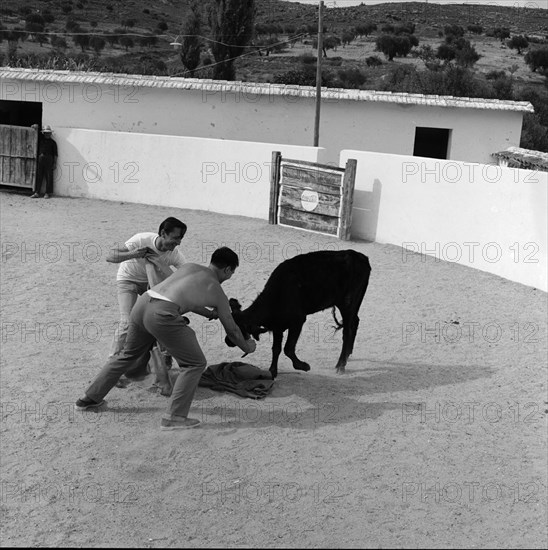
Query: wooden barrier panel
xmin=269 ymin=151 xmax=356 ymax=240
xmin=0 ymin=124 xmax=38 ymax=188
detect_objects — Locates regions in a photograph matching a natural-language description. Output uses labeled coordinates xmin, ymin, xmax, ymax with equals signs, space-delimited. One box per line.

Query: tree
xmin=437 ymin=42 xmax=456 ymax=63
xmin=341 ymin=30 xmax=356 ymax=47
xmin=437 ymin=37 xmax=480 ymax=68
xmin=417 ymin=44 xmax=442 ymax=71
xmin=90 ymin=35 xmax=106 ymax=56
xmin=73 ymin=32 xmax=89 ymax=52
xmin=312 ymin=35 xmax=341 ymax=57
xmin=180 ymin=1 xmax=203 ymax=77
xmin=50 ymin=35 xmax=68 ymax=51
xmin=355 ymin=23 xmax=376 ymax=37
xmin=519 ymin=88 xmax=548 ymax=151
xmin=25 ymin=13 xmax=46 ymax=28
xmin=42 ymin=10 xmax=55 ymax=24
xmin=376 ymin=34 xmax=413 ymax=61
xmin=119 ymin=35 xmax=134 ymax=51
xmin=26 ymin=23 xmax=46 ymax=45
xmin=507 ymin=35 xmax=529 ymax=55
xmin=525 ymin=47 xmax=548 ymax=77
xmin=493 ymin=27 xmax=510 ymax=42
xmin=454 ymin=40 xmax=480 ymax=67
xmin=139 ymin=34 xmax=158 ymax=48
xmin=25 ymin=14 xmax=46 ymax=44
xmin=376 ymin=34 xmax=398 ymax=61
xmin=105 ymin=31 xmax=118 ymax=47
xmin=66 ymin=18 xmax=80 ymax=33
xmin=210 ymin=0 xmax=255 ymax=81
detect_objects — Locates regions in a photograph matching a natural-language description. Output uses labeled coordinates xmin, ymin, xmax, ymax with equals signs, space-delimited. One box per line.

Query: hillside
xmin=1 ymin=0 xmax=547 ymax=80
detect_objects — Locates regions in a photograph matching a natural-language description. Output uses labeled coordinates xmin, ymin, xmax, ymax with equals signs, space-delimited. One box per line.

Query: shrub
xmin=337 ymin=67 xmax=367 ymax=88
xmin=486 ymin=70 xmax=507 ymax=80
xmin=299 ymin=53 xmax=317 ymax=64
xmin=467 ymin=24 xmax=483 ymax=35
xmin=365 ymin=55 xmax=382 ymax=67
xmin=273 ymin=65 xmax=333 ymax=87
xmin=444 ymin=24 xmax=464 ymax=38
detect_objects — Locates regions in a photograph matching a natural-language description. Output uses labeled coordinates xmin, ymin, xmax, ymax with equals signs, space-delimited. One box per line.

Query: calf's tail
xmin=331 ymin=306 xmax=344 ymax=331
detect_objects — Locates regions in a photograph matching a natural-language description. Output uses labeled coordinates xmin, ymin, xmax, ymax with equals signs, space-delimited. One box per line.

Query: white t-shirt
xmin=116 ymin=232 xmax=186 ymax=283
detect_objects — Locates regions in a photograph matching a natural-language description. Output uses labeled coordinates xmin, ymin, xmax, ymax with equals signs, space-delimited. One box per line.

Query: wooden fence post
xmin=269 ymin=151 xmax=282 ymax=225
xmin=339 ymin=158 xmax=357 ymax=241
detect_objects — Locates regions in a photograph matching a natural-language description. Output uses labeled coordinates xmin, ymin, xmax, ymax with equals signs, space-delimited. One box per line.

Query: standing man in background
xmin=30 ymin=125 xmax=57 ymax=199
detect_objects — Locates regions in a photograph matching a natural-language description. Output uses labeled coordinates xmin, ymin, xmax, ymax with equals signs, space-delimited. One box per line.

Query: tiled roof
xmin=0 ymin=68 xmax=535 ymax=113
xmin=492 ymin=147 xmax=548 ymax=172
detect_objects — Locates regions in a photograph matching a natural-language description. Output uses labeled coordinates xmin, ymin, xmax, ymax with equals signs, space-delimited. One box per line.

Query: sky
xmin=280 ymin=0 xmax=548 ymax=10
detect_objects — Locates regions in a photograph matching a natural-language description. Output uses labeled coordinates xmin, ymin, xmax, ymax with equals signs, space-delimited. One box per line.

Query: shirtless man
xmin=75 ymin=247 xmax=256 ymax=430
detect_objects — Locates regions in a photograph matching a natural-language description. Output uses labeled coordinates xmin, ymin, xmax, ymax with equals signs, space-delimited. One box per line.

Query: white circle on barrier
xmin=301 ymin=190 xmax=319 ymax=212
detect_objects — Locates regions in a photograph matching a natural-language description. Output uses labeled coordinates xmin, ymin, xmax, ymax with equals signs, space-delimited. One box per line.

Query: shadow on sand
xmin=192 ymin=357 xmax=494 ymax=431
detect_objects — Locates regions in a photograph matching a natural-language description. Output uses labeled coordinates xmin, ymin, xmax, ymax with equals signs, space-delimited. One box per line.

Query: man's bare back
xmin=152 ymin=264 xmax=222 ymax=313
xmin=151 ymin=262 xmax=254 ymax=354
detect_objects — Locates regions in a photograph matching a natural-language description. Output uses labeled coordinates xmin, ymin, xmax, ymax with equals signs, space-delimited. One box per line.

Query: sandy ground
xmin=0 ymin=190 xmax=546 ymax=548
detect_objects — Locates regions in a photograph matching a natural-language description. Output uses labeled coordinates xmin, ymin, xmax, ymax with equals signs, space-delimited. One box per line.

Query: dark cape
xmin=199 ymin=362 xmax=275 ymax=399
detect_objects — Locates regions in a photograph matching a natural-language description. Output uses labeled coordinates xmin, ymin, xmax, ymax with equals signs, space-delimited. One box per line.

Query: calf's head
xmin=225 ymin=298 xmax=267 ymax=347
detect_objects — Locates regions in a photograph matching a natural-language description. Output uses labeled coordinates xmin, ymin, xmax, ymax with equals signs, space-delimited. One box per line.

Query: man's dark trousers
xmin=35 ymin=154 xmax=54 ymax=194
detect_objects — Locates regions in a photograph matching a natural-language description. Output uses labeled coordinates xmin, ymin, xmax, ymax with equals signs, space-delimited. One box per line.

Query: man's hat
xmin=42 ymin=125 xmax=53 ymax=134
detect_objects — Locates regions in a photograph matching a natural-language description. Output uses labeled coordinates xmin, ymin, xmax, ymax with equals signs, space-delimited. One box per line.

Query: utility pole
xmin=313 ymin=0 xmax=324 ymax=147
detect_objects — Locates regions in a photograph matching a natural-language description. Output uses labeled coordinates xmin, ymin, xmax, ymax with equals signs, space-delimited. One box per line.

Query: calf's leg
xmin=334 ymin=307 xmax=355 ymax=374
xmin=269 ymin=330 xmax=283 ymax=379
xmin=284 ymin=320 xmax=310 ymax=372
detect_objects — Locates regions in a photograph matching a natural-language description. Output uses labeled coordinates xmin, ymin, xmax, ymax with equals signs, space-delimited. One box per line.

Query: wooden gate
xmin=269 ymin=151 xmax=357 ymax=240
xmin=0 ymin=124 xmax=38 ymax=188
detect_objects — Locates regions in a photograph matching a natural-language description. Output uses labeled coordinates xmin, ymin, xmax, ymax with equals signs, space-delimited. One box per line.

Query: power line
xmin=171 ymin=33 xmax=308 ymax=77
xmin=2 ymin=29 xmax=311 ymax=50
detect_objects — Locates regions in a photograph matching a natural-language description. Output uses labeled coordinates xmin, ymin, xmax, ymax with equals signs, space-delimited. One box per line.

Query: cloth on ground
xmin=198 ymin=362 xmax=274 ymax=399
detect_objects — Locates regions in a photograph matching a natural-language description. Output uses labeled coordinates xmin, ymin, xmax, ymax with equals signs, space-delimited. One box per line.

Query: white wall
xmin=0 ymin=76 xmax=524 ymax=165
xmin=53 ymin=129 xmax=323 ymax=220
xmin=341 ymin=149 xmax=548 ymax=291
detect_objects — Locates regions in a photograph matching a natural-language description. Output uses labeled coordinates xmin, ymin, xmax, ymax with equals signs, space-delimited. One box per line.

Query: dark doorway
xmin=0 ymin=100 xmax=42 ymax=128
xmin=413 ymin=127 xmax=451 ymax=159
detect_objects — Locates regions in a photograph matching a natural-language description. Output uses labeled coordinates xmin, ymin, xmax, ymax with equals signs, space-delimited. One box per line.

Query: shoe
xmin=30 ymin=193 xmax=39 ymax=198
xmin=160 ymin=417 xmax=201 ymax=430
xmin=43 ymin=193 xmax=51 ymax=199
xmin=75 ymin=397 xmax=105 ymax=410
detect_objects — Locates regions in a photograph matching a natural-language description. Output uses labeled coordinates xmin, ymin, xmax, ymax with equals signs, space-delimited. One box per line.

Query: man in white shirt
xmin=106 ymin=217 xmax=187 ymax=386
